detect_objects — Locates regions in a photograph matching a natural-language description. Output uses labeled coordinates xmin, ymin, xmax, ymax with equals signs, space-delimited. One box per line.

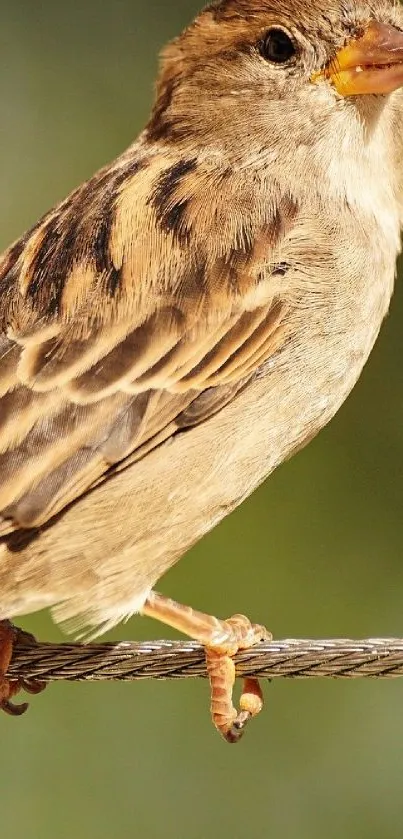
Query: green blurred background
xmin=1 ymin=1 xmax=403 ymax=837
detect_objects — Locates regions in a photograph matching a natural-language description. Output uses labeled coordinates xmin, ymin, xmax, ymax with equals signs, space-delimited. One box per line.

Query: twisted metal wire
xmin=7 ymin=637 xmax=403 ymax=682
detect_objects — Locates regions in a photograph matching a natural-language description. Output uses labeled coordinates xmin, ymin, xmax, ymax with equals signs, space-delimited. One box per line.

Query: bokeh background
xmin=0 ymin=1 xmax=402 ymax=837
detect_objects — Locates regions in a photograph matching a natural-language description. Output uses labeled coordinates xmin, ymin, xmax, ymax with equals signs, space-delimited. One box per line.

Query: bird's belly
xmin=99 ymin=261 xmax=394 ymax=592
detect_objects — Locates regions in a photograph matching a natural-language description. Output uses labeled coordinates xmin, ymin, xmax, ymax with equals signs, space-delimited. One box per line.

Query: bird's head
xmin=147 ymin=0 xmax=403 ymax=180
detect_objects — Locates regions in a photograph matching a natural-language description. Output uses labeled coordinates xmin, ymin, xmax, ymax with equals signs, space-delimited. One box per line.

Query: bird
xmin=0 ymin=0 xmax=402 ymax=743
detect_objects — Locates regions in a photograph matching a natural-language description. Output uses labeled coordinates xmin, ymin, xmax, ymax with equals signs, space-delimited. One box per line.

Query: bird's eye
xmin=258 ymin=28 xmax=296 ymax=64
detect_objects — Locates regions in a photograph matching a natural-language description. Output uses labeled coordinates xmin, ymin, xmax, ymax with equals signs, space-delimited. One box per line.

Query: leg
xmin=0 ymin=621 xmax=47 ymax=716
xmin=141 ymin=592 xmax=271 ymax=743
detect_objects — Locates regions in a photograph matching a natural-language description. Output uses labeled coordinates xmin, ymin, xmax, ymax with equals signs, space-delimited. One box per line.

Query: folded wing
xmin=0 ymin=147 xmax=294 ymax=534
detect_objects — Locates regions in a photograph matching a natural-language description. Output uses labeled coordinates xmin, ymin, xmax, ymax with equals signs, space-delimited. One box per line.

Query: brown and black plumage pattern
xmin=0 ymin=143 xmax=293 ymax=537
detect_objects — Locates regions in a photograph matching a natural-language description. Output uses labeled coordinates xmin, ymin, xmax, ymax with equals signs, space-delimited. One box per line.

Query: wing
xmin=0 ymin=144 xmax=296 ymax=535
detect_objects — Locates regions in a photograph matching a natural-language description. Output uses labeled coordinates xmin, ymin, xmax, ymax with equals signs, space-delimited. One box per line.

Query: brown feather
xmin=0 ymin=138 xmax=293 ymax=533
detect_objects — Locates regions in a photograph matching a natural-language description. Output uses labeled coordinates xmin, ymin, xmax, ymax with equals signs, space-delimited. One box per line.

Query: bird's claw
xmin=0 ymin=620 xmax=47 ymax=717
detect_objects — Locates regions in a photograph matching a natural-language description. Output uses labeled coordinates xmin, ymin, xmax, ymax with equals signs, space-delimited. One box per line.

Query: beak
xmin=314 ymin=20 xmax=403 ymax=96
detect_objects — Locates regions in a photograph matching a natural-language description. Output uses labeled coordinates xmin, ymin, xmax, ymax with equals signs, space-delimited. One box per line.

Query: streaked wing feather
xmin=0 ymin=148 xmax=293 ymax=535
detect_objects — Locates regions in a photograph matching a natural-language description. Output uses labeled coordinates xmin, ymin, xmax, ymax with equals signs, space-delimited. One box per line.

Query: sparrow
xmin=0 ymin=0 xmax=402 ymax=743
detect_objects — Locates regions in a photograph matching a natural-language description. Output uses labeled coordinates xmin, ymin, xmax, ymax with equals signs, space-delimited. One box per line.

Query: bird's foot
xmin=142 ymin=592 xmax=271 ymax=743
xmin=0 ymin=620 xmax=47 ymax=716
xmin=204 ymin=614 xmax=270 ymax=743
